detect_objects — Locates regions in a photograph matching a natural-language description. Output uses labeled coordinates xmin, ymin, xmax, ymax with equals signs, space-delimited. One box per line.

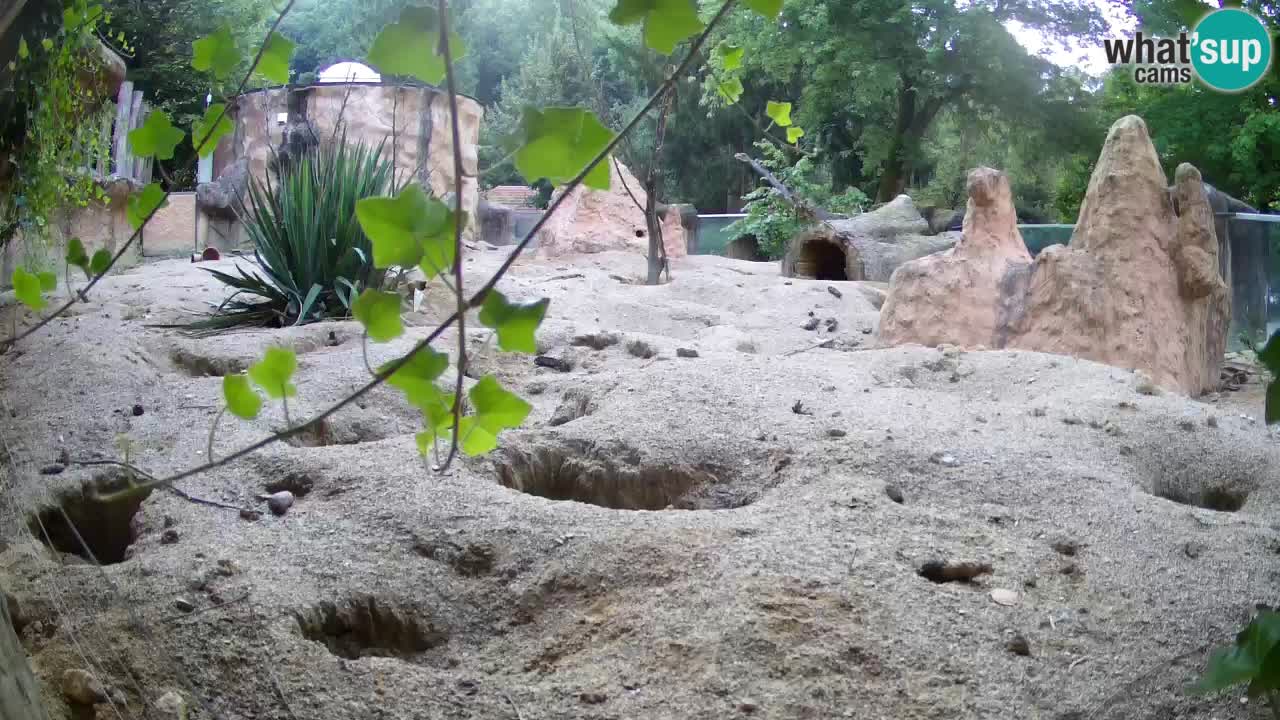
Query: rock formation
xmin=782 ymin=195 xmax=958 ymax=282
xmin=878 ymin=168 xmax=1031 ymax=348
xmin=877 ymin=116 xmax=1230 ymax=396
xmin=536 ymin=161 xmax=687 ymax=259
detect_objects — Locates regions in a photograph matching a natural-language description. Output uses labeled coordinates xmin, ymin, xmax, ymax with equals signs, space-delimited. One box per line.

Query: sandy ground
xmin=1 ymin=247 xmax=1279 ymax=720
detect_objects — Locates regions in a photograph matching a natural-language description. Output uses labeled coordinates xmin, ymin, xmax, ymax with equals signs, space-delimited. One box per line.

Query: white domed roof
xmin=317 ymin=62 xmax=381 ymax=83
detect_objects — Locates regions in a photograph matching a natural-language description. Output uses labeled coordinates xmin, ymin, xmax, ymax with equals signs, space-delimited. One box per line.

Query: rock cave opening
xmin=796 ymin=239 xmax=850 ymax=281
xmin=494 ymin=442 xmax=755 ymax=511
xmin=28 ymin=477 xmax=151 ymax=565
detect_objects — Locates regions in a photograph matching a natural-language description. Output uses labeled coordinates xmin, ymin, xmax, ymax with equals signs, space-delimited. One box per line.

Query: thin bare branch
xmin=439 ymin=0 xmax=469 ymax=471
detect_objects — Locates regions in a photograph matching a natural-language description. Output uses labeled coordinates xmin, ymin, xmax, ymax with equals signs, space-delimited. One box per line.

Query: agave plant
xmin=191 ymin=138 xmax=398 ymax=332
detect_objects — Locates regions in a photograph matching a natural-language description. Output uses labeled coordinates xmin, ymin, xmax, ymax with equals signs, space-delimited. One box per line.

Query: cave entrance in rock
xmin=799 ymin=239 xmax=849 ymax=281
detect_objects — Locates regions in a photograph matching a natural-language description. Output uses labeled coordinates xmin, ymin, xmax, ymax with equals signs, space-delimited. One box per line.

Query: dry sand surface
xmin=1 ymin=247 xmax=1279 ymax=719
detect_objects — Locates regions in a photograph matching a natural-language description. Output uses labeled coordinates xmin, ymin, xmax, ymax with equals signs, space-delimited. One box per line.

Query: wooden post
xmin=110 ymin=80 xmax=133 ymax=178
xmin=124 ymin=91 xmax=144 ymax=181
xmin=0 ymin=591 xmax=49 ymax=720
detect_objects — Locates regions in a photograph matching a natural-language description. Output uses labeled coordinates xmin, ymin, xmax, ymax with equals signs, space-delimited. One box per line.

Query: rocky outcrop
xmin=782 ymin=195 xmax=958 ymax=282
xmin=877 ymin=116 xmax=1230 ymax=396
xmin=879 ymin=168 xmax=1031 ymax=348
xmin=196 ymin=158 xmax=248 ymax=219
xmin=537 ymin=161 xmax=687 ymax=259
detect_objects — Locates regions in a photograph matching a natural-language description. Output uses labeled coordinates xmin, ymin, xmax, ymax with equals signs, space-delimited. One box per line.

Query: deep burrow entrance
xmin=295 ymin=595 xmax=447 ymax=660
xmin=796 ymin=239 xmax=850 ymax=281
xmin=494 ymin=441 xmax=757 ymax=511
xmin=28 ymin=478 xmax=151 ymax=565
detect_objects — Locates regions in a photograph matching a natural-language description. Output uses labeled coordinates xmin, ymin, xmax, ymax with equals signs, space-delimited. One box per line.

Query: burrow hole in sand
xmin=795 ymin=238 xmax=850 ymax=281
xmin=295 ymin=595 xmax=447 ymax=660
xmin=493 ymin=441 xmax=757 ymax=511
xmin=283 ymin=417 xmax=396 ymax=448
xmin=1147 ymin=480 xmax=1250 ymax=512
xmin=28 ymin=476 xmax=151 ymax=565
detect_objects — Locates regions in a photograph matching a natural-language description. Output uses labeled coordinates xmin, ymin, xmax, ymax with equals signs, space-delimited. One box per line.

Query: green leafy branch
xmin=1195 ymin=610 xmax=1280 ymax=719
xmin=2 ymin=0 xmax=302 ymax=348
xmin=85 ymin=0 xmax=763 ymax=497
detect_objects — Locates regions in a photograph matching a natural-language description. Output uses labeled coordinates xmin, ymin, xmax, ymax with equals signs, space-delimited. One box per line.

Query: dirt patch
xmin=169 ymin=348 xmax=248 ymax=377
xmin=282 ymin=417 xmax=396 ymax=448
xmin=493 ymin=439 xmax=754 ymax=510
xmin=294 ymin=595 xmax=448 ymax=660
xmin=28 ymin=474 xmax=151 ymax=565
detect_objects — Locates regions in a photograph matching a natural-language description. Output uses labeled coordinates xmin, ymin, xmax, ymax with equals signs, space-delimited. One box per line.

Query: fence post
xmin=110 ymin=80 xmax=133 ymax=179
xmin=0 ymin=590 xmax=49 ymax=720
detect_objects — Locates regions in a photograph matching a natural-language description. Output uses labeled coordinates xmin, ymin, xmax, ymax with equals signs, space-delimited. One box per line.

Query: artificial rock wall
xmin=211 ymin=83 xmax=483 ymax=240
xmin=879 ymin=116 xmax=1230 ymax=396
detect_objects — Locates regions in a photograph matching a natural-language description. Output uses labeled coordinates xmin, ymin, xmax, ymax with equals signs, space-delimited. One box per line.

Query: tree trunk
xmin=875 ymin=77 xmax=950 ymax=203
xmin=644 ymin=174 xmax=665 ymax=285
xmin=0 ymin=590 xmax=48 ymax=720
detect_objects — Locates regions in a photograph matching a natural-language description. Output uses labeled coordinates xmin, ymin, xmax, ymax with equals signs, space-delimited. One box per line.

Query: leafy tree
xmin=103 ymin=0 xmax=272 ymax=186
xmin=721 ymin=0 xmax=1107 ymax=202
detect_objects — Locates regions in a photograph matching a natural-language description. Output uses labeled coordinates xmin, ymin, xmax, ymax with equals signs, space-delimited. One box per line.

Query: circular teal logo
xmin=1192 ymin=9 xmax=1273 ymax=92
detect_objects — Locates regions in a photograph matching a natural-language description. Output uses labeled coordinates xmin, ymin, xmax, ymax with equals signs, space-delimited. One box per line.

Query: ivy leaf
xmin=11 ymin=268 xmax=45 ymax=311
xmin=744 ymin=0 xmax=784 ymax=18
xmin=381 ymin=347 xmax=450 ymax=415
xmin=192 ymin=104 xmax=233 ymax=157
xmin=608 ymin=0 xmax=704 ymax=55
xmin=717 ymin=77 xmax=744 ymax=104
xmin=457 ymin=376 xmax=531 ymax=456
xmin=128 ymin=112 xmax=185 ymax=160
xmin=787 ymin=126 xmax=805 ymax=144
xmin=1194 ymin=612 xmax=1280 ymax=693
xmin=248 ymin=347 xmax=298 ymax=399
xmin=66 ymin=237 xmax=90 ymax=276
xmin=89 ymin=249 xmax=111 ymax=276
xmin=41 ymin=38 xmax=53 ymax=51
xmin=127 ymin=182 xmax=168 ymax=230
xmin=478 ymin=291 xmax=549 ymax=354
xmin=766 ymin=100 xmax=793 ymax=127
xmin=1267 ymin=381 xmax=1280 ymax=425
xmin=514 ymin=107 xmax=616 ymax=190
xmin=1258 ymin=330 xmax=1280 ymax=375
xmin=255 ymin=32 xmax=295 ymax=85
xmin=17 ymin=37 xmax=28 ymax=60
xmin=367 ymin=6 xmax=467 ymax=85
xmin=352 ymin=289 xmax=404 ymax=342
xmin=191 ymin=26 xmax=240 ymax=79
xmin=717 ymin=43 xmax=744 ymax=71
xmin=355 ymin=183 xmax=457 ymax=274
xmin=222 ymin=374 xmax=262 ymax=420
xmin=36 ymin=271 xmax=56 ymax=292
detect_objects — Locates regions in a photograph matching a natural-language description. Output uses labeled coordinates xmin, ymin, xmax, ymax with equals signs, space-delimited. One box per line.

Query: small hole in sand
xmin=295 ymin=595 xmax=447 ymax=660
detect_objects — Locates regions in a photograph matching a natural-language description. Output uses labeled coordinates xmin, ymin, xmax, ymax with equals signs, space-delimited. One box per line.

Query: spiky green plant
xmin=191 ymin=139 xmax=398 ymax=332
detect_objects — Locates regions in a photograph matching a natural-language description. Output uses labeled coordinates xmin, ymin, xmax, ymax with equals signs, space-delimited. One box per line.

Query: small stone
xmin=525 ymin=381 xmax=547 ymax=395
xmin=155 ymin=690 xmax=187 ymax=719
xmin=1184 ymin=541 xmax=1205 ymax=559
xmin=265 ymin=490 xmax=294 ymax=516
xmin=173 ymin=598 xmax=195 ymax=613
xmin=1177 ymin=419 xmax=1195 ymax=432
xmin=160 ymin=529 xmax=179 ymax=545
xmin=676 ymin=348 xmax=699 ymax=358
xmin=1031 ymin=407 xmax=1047 ymax=417
xmin=1062 ymin=416 xmax=1082 ymax=426
xmin=132 ymin=404 xmax=145 ymax=417
xmin=61 ymin=668 xmax=107 ymax=705
xmin=1134 ymin=373 xmax=1162 ymax=396
xmin=39 ymin=464 xmax=65 ymax=475
xmin=884 ymin=484 xmax=905 ymax=504
xmin=534 ymin=355 xmax=573 ymax=373
xmin=1006 ymin=634 xmax=1032 ymax=656
xmin=990 ymin=588 xmax=1019 ymax=606
xmin=579 ymin=692 xmax=608 ymax=705
xmin=163 ymin=515 xmax=176 ymax=529
xmin=738 ymin=699 xmax=760 ymax=714
xmin=239 ymin=509 xmax=261 ymax=522
xmin=1206 ymin=415 xmax=1219 ymax=428
xmin=929 ymin=452 xmax=958 ymax=467
xmin=215 ymin=559 xmax=241 ymax=577
xmin=824 ymin=318 xmax=839 ymax=332
xmin=827 ymin=286 xmax=843 ymax=299
xmin=802 ymin=317 xmax=820 ymax=331
xmin=827 ymin=428 xmax=847 ymax=438
xmin=1050 ymin=538 xmax=1079 ymax=556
